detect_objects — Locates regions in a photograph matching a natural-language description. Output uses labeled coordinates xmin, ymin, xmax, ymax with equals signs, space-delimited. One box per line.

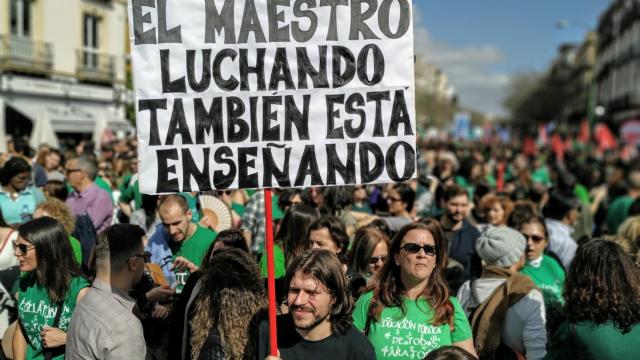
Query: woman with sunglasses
xmin=516 ymin=214 xmax=565 ymax=323
xmin=353 ymin=220 xmax=476 ymax=360
xmin=12 ymin=217 xmax=89 ymax=360
xmin=348 ymin=227 xmax=390 ymax=279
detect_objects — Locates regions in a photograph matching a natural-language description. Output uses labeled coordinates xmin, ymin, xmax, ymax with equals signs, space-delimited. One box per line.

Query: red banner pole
xmin=496 ymin=162 xmax=505 ymax=193
xmin=264 ymin=188 xmax=278 ymax=356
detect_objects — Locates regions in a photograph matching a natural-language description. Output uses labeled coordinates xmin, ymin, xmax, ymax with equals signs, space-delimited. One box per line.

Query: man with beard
xmin=260 ymin=250 xmax=375 ymax=360
xmin=439 ymin=184 xmax=482 ymax=291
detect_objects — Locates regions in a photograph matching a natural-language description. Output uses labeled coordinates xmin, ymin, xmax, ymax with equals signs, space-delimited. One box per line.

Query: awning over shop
xmin=6 ymin=100 xmax=133 ymax=141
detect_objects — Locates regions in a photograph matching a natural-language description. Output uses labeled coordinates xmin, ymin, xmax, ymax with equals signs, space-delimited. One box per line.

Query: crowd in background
xmin=0 ymin=132 xmax=637 ymax=359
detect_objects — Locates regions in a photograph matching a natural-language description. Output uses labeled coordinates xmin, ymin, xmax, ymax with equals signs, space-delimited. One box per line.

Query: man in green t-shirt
xmin=607 ymin=168 xmax=640 ymax=233
xmin=158 ymin=195 xmax=216 ymax=293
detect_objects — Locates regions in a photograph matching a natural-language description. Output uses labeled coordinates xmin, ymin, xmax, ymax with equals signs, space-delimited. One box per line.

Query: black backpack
xmin=72 ymin=214 xmax=98 ymax=268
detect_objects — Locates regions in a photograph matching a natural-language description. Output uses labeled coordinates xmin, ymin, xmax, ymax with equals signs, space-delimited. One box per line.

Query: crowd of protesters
xmin=0 ymin=133 xmax=637 ymax=360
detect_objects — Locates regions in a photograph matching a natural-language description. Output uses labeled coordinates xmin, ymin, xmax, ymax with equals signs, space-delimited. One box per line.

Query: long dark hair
xmin=563 ymin=239 xmax=640 ymax=333
xmin=276 ymin=204 xmax=319 ymax=264
xmin=367 ymin=219 xmax=453 ymax=326
xmin=284 ymin=250 xmax=353 ymax=335
xmin=140 ymin=194 xmax=159 ymax=231
xmin=18 ymin=217 xmax=82 ymax=303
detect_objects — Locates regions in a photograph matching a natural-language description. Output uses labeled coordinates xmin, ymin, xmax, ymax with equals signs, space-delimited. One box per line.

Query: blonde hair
xmin=616 ymin=216 xmax=640 ymax=264
xmin=36 ymin=198 xmax=75 ymax=234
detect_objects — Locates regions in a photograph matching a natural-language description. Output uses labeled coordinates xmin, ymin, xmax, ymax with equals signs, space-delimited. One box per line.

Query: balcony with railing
xmin=76 ymin=49 xmax=115 ymax=84
xmin=0 ymin=34 xmax=53 ymax=74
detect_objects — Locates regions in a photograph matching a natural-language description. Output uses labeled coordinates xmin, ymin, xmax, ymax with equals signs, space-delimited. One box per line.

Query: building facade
xmin=595 ymin=0 xmax=640 ymax=124
xmin=415 ymin=59 xmax=456 ymax=101
xmin=0 ymin=0 xmax=133 ymax=148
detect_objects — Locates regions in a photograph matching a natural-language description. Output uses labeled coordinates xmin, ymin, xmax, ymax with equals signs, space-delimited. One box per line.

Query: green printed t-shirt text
xmin=353 ymin=291 xmax=472 ymax=360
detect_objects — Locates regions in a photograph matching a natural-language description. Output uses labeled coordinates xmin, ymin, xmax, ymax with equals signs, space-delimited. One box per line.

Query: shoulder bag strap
xmin=0 ymin=230 xmax=15 ymax=254
xmin=43 ymin=302 xmax=64 ymax=360
xmin=17 ymin=317 xmax=34 ymax=349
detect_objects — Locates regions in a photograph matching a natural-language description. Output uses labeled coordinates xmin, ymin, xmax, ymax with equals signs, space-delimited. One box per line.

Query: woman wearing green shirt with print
xmin=353 ymin=220 xmax=476 ymax=359
xmin=516 ymin=214 xmax=565 ymax=320
xmin=12 ymin=217 xmax=89 ymax=360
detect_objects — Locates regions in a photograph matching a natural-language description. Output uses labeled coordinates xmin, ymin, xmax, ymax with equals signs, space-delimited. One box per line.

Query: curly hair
xmin=480 ymin=194 xmax=514 ymax=226
xmin=563 ymin=239 xmax=640 ymax=333
xmin=366 ymin=219 xmax=453 ymax=326
xmin=35 ymin=198 xmax=76 ymax=234
xmin=191 ymin=248 xmax=267 ymax=360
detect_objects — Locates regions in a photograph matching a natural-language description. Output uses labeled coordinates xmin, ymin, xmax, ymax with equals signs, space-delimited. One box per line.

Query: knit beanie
xmin=475 ymin=226 xmax=526 ymax=268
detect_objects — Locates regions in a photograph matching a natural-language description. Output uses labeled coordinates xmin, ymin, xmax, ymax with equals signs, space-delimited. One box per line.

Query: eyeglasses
xmin=12 ymin=241 xmax=34 ymax=255
xmin=388 ymin=196 xmax=403 ymax=203
xmin=369 ymin=255 xmax=387 ymax=265
xmin=400 ymin=243 xmax=437 ymax=256
xmin=523 ymin=234 xmax=545 ymax=243
xmin=129 ymin=251 xmax=151 ymax=263
xmin=65 ymin=168 xmax=82 ymax=175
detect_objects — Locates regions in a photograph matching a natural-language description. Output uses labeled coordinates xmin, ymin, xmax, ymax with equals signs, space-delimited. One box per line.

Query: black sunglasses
xmin=523 ymin=234 xmax=545 ymax=243
xmin=12 ymin=240 xmax=34 ymax=255
xmin=129 ymin=251 xmax=151 ymax=263
xmin=369 ymin=255 xmax=387 ymax=265
xmin=400 ymin=243 xmax=437 ymax=256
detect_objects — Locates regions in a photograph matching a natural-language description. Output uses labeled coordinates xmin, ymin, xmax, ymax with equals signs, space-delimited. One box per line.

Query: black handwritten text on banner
xmin=128 ymin=0 xmax=416 ymax=193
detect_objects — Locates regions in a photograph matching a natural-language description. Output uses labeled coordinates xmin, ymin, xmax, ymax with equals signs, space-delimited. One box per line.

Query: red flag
xmin=578 ymin=120 xmax=590 ymax=144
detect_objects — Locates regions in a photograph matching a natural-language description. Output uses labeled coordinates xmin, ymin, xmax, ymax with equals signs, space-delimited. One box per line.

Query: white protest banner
xmin=128 ymin=0 xmax=416 ymax=193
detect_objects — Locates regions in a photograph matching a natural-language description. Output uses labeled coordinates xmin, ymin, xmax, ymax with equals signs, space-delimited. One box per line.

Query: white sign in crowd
xmin=128 ymin=0 xmax=416 ymax=193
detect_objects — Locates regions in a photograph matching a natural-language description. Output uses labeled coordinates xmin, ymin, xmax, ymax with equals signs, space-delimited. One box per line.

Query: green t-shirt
xmin=546 ymin=320 xmax=640 ymax=360
xmin=532 ymin=167 xmax=552 ymax=187
xmin=606 ymin=195 xmax=635 ymax=234
xmin=68 ymin=236 xmax=83 ymax=265
xmin=95 ymin=176 xmax=114 ymax=204
xmin=172 ymin=225 xmax=216 ymax=293
xmin=17 ymin=274 xmax=89 ymax=360
xmin=259 ymin=243 xmax=286 ymax=279
xmin=118 ymin=179 xmax=143 ymax=210
xmin=353 ymin=291 xmax=472 ymax=360
xmin=574 ymin=184 xmax=591 ymax=205
xmin=521 ymin=255 xmax=565 ymax=312
xmin=231 ymin=202 xmax=245 ymax=217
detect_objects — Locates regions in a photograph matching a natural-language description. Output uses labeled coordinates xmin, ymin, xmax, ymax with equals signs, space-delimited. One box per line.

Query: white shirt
xmin=544 ymin=218 xmax=577 ymax=269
